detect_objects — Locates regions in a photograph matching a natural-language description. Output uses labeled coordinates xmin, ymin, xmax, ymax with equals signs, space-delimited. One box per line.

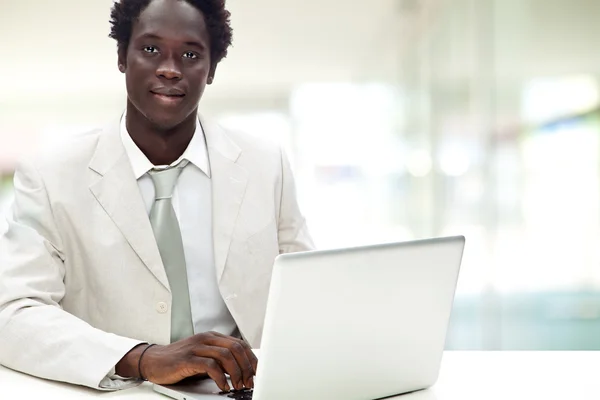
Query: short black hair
xmin=109 ymin=0 xmax=233 ymax=66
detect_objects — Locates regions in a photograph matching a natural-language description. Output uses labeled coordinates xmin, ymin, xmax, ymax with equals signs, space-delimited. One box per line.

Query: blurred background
xmin=1 ymin=0 xmax=600 ymax=350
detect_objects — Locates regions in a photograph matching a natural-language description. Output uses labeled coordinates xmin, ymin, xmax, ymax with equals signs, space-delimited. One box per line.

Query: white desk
xmin=1 ymin=352 xmax=598 ymax=399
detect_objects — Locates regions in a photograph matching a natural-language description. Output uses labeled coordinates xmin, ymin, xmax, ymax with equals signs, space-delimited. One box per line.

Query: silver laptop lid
xmin=254 ymin=236 xmax=465 ymax=400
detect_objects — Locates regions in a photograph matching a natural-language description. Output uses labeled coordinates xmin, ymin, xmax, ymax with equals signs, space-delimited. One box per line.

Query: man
xmin=0 ymin=0 xmax=313 ymax=393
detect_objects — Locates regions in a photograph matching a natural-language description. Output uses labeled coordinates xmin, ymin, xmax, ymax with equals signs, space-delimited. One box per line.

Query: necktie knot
xmin=148 ymin=160 xmax=189 ymax=200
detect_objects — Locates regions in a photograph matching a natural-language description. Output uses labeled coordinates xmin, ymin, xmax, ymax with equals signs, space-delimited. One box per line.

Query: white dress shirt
xmin=120 ymin=113 xmax=237 ymax=336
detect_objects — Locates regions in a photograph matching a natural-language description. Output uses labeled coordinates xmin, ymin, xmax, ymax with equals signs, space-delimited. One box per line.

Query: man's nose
xmin=156 ymin=56 xmax=182 ymax=80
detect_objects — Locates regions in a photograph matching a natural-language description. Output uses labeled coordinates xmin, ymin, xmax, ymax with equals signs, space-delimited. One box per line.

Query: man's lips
xmin=150 ymin=91 xmax=185 ymax=105
xmin=150 ymin=91 xmax=185 ymax=97
xmin=150 ymin=87 xmax=186 ymax=97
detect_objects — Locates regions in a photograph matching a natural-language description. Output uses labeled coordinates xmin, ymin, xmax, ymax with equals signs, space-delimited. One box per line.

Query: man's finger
xmin=225 ymin=340 xmax=254 ymax=388
xmin=195 ymin=345 xmax=244 ymax=390
xmin=207 ymin=333 xmax=258 ymax=374
xmin=191 ymin=357 xmax=230 ymax=392
xmin=230 ymin=337 xmax=258 ymax=374
xmin=246 ymin=346 xmax=258 ymax=374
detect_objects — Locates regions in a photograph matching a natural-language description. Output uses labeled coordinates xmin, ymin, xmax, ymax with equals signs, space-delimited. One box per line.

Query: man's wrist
xmin=138 ymin=344 xmax=158 ymax=380
xmin=115 ymin=343 xmax=150 ymax=379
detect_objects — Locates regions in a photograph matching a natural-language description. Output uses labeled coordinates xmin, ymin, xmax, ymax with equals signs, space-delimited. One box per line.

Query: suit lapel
xmin=201 ymin=115 xmax=249 ymax=283
xmin=88 ymin=120 xmax=170 ymax=290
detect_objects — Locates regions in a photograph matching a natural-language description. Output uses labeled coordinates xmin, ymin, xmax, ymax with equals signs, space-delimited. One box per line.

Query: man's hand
xmin=116 ymin=332 xmax=258 ymax=392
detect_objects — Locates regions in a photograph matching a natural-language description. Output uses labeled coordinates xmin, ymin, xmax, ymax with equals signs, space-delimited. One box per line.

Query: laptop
xmin=154 ymin=236 xmax=465 ymax=400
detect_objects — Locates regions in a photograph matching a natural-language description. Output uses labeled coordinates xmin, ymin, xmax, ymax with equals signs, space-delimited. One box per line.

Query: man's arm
xmin=277 ymin=145 xmax=315 ymax=254
xmin=0 ymin=160 xmax=258 ymax=392
xmin=0 ymin=160 xmax=143 ymax=390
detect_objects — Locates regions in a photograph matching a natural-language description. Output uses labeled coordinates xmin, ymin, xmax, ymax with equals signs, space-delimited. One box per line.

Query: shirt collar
xmin=120 ymin=112 xmax=211 ymax=179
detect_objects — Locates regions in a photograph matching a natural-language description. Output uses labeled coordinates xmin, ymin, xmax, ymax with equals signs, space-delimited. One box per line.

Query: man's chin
xmin=145 ymin=112 xmax=190 ymax=132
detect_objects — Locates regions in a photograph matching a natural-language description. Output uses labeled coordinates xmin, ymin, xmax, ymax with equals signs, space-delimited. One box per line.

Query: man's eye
xmin=143 ymin=46 xmax=158 ymax=53
xmin=183 ymin=52 xmax=198 ymax=59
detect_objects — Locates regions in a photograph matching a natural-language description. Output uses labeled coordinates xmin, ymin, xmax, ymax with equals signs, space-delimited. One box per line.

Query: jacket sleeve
xmin=276 ymin=145 xmax=315 ymax=254
xmin=0 ymin=160 xmax=143 ymax=390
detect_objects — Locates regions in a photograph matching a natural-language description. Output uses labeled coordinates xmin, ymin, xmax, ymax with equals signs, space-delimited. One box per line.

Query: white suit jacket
xmin=0 ymin=115 xmax=314 ymax=389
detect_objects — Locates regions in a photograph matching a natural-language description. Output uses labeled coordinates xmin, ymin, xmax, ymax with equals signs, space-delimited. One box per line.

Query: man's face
xmin=120 ymin=0 xmax=214 ymax=130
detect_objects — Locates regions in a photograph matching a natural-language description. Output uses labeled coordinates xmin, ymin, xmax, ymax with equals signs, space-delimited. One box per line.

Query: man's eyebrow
xmin=183 ymin=40 xmax=207 ymax=50
xmin=138 ymin=33 xmax=162 ymax=41
xmin=137 ymin=33 xmax=207 ymax=50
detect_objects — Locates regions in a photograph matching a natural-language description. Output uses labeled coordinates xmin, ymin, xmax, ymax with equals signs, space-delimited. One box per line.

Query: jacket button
xmin=156 ymin=302 xmax=168 ymax=314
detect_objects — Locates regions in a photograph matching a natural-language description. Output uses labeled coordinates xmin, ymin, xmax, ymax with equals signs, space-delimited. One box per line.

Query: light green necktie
xmin=148 ymin=161 xmax=194 ymax=342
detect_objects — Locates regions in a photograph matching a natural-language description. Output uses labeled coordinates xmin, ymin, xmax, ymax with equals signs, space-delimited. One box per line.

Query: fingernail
xmin=249 ymin=377 xmax=254 ymax=388
xmin=225 ymin=384 xmax=230 ymax=392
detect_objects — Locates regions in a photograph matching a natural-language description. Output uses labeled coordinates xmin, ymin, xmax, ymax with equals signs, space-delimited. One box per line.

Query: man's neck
xmin=125 ymin=104 xmax=197 ymax=166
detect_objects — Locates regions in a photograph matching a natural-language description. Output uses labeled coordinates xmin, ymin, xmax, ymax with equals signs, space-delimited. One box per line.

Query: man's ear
xmin=207 ymin=64 xmax=218 ymax=85
xmin=118 ymin=49 xmax=127 ymax=73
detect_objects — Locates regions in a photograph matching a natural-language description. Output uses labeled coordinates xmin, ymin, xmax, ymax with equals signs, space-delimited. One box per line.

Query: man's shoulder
xmin=19 ymin=126 xmax=106 ymax=176
xmin=214 ymin=122 xmax=283 ymax=160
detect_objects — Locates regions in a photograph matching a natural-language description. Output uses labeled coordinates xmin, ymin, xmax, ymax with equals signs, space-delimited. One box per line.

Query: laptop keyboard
xmin=219 ymin=388 xmax=253 ymax=399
